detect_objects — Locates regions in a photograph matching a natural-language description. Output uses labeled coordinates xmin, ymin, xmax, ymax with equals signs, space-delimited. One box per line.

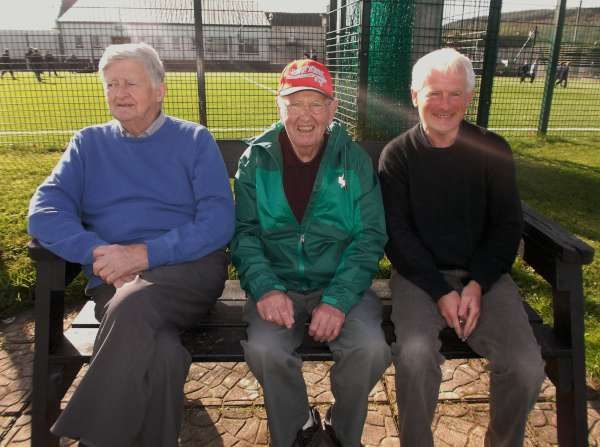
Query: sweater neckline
xmin=111 ymin=116 xmax=173 ymax=143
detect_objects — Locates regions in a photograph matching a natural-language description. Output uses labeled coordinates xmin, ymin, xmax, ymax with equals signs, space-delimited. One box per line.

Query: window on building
xmin=172 ymin=36 xmax=182 ymax=50
xmin=74 ymin=35 xmax=84 ymax=49
xmin=187 ymin=36 xmax=196 ymax=51
xmin=91 ymin=35 xmax=102 ymax=49
xmin=238 ymin=36 xmax=259 ymax=55
xmin=205 ymin=37 xmax=228 ymax=54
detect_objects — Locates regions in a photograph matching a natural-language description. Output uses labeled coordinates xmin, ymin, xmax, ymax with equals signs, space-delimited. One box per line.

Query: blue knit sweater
xmin=28 ymin=116 xmax=235 ymax=289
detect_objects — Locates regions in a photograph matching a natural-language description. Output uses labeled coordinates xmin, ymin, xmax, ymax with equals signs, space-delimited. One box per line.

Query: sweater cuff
xmin=251 ymin=283 xmax=287 ymax=302
xmin=469 ymin=269 xmax=497 ymax=293
xmin=426 ymin=281 xmax=454 ymax=302
xmin=146 ymin=238 xmax=171 ymax=269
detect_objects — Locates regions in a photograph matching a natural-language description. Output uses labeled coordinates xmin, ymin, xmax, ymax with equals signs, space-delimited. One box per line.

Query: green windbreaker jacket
xmin=231 ymin=121 xmax=387 ymax=314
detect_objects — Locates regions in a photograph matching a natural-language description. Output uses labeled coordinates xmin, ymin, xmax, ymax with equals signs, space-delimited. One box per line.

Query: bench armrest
xmin=522 ymin=202 xmax=594 ymax=266
xmin=521 ymin=203 xmax=594 ymax=387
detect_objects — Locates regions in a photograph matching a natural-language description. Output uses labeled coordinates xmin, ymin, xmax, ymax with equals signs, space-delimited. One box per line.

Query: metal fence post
xmin=193 ymin=0 xmax=207 ymax=127
xmin=538 ymin=0 xmax=567 ymax=136
xmin=357 ymin=0 xmax=371 ymax=140
xmin=327 ymin=0 xmax=338 ymax=65
xmin=476 ymin=0 xmax=502 ymax=128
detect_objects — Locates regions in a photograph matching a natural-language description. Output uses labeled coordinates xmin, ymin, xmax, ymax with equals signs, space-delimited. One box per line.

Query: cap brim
xmin=278 ymin=86 xmax=333 ymax=98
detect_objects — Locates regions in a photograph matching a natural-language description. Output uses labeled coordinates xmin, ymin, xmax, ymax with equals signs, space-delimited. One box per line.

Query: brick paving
xmin=1 ymin=307 xmax=599 ymax=446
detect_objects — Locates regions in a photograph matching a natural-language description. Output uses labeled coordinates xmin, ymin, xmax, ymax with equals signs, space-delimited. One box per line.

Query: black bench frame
xmin=28 ymin=141 xmax=595 ymax=446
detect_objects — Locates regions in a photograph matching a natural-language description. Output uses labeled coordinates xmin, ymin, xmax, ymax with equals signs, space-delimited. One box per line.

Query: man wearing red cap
xmin=231 ymin=59 xmax=391 ymax=447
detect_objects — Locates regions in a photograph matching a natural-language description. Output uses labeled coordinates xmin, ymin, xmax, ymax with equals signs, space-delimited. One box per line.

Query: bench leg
xmin=32 ymin=362 xmax=84 ymax=447
xmin=31 ymin=259 xmax=69 ymax=447
xmin=547 ymin=358 xmax=589 ymax=447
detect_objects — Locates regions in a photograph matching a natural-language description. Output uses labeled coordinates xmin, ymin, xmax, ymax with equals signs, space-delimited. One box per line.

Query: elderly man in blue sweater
xmin=28 ymin=43 xmax=234 ymax=447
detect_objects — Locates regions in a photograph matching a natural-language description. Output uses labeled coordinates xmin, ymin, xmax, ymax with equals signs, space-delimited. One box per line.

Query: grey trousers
xmin=51 ymin=250 xmax=229 ymax=447
xmin=242 ymin=289 xmax=391 ymax=447
xmin=391 ymin=271 xmax=545 ymax=447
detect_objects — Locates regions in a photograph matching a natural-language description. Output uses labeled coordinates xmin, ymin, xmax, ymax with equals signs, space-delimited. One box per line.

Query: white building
xmin=55 ymin=0 xmax=272 ymax=66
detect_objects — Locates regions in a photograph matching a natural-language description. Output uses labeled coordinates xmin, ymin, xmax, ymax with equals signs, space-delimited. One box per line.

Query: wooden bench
xmin=28 ymin=141 xmax=595 ymax=446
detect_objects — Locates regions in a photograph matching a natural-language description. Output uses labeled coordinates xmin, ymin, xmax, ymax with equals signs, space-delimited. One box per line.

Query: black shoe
xmin=293 ymin=407 xmax=322 ymax=447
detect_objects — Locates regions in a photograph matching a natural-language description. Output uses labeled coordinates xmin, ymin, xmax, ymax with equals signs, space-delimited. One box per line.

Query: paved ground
xmin=1 ymin=307 xmax=600 ymax=446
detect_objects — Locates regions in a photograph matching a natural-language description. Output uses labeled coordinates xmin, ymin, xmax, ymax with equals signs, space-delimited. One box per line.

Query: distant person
xmin=28 ymin=42 xmax=234 ymax=446
xmin=529 ymin=59 xmax=538 ymax=82
xmin=68 ymin=54 xmax=80 ymax=73
xmin=25 ymin=46 xmax=33 ymax=71
xmin=45 ymin=51 xmax=59 ymax=76
xmin=556 ymin=61 xmax=570 ymax=88
xmin=0 ymin=49 xmax=16 ymax=80
xmin=30 ymin=48 xmax=43 ymax=82
xmin=519 ymin=62 xmax=530 ymax=83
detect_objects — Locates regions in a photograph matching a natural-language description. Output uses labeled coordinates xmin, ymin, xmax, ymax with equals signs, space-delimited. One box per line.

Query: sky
xmin=0 ymin=0 xmax=598 ymax=31
xmin=0 ymin=0 xmax=329 ymax=30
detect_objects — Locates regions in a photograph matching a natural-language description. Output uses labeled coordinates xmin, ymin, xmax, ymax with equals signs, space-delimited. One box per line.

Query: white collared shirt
xmin=118 ymin=111 xmax=166 ymax=138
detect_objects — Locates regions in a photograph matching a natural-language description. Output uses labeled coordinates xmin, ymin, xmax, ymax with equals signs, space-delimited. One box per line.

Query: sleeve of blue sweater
xmin=144 ymin=129 xmax=235 ymax=268
xmin=28 ymin=133 xmax=109 ymax=265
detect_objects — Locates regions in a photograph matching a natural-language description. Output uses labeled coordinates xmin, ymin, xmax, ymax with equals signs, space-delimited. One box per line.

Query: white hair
xmin=411 ymin=48 xmax=475 ymax=93
xmin=98 ymin=42 xmax=165 ymax=87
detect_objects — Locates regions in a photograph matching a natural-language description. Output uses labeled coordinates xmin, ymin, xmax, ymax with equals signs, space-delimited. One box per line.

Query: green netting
xmin=365 ymin=0 xmax=415 ymax=139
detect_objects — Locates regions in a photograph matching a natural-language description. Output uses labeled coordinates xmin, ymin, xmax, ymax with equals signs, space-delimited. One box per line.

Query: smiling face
xmin=412 ymin=68 xmax=473 ymax=147
xmin=278 ymin=90 xmax=338 ymax=161
xmin=103 ymin=58 xmax=165 ymax=136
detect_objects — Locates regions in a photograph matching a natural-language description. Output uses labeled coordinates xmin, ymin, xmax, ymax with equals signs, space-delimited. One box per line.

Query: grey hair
xmin=411 ymin=48 xmax=475 ymax=93
xmin=98 ymin=42 xmax=165 ymax=86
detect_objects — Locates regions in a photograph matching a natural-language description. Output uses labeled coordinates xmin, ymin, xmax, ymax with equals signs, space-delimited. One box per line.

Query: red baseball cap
xmin=278 ymin=59 xmax=334 ymax=98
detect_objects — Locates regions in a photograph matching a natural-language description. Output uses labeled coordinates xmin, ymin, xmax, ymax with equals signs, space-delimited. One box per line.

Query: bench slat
xmin=63 ymin=281 xmax=567 ymax=364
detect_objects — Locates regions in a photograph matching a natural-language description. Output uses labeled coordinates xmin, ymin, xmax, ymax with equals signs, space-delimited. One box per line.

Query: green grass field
xmin=0 ymin=71 xmax=280 ymax=146
xmin=2 ymin=71 xmax=600 ymax=147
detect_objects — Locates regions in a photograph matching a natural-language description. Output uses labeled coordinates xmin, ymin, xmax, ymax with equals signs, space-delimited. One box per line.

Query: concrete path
xmin=1 ymin=307 xmax=599 ymax=446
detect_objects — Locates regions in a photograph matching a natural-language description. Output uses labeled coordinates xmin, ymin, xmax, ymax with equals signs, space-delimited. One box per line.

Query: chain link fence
xmin=0 ymin=0 xmax=326 ymax=147
xmin=326 ymin=0 xmax=600 ymax=139
xmin=1 ymin=0 xmax=600 ymax=148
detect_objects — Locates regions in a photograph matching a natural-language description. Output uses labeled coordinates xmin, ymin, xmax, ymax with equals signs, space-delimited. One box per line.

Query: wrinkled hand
xmin=309 ymin=303 xmax=345 ymax=343
xmin=256 ymin=291 xmax=295 ymax=329
xmin=458 ymin=280 xmax=482 ymax=340
xmin=92 ymin=244 xmax=148 ymax=287
xmin=437 ymin=290 xmax=463 ymax=340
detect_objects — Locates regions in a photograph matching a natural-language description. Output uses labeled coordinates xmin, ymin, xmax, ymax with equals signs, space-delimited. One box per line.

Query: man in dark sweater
xmin=378 ymin=48 xmax=545 ymax=447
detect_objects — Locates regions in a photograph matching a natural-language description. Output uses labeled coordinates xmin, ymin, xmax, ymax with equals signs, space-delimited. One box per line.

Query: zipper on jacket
xmin=297 ymin=233 xmax=306 ymax=283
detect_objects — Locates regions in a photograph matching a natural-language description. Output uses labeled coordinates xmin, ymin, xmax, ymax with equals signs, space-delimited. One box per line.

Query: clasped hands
xmin=256 ymin=291 xmax=345 ymax=342
xmin=437 ymin=280 xmax=482 ymax=341
xmin=92 ymin=243 xmax=149 ymax=288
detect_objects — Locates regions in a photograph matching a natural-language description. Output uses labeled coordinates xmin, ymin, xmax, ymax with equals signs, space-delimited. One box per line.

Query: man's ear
xmin=465 ymin=90 xmax=474 ymax=107
xmin=411 ymin=89 xmax=418 ymax=107
xmin=157 ymin=83 xmax=166 ymax=102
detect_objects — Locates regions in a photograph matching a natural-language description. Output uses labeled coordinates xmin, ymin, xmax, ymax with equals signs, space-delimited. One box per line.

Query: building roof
xmin=57 ymin=0 xmax=270 ymax=26
xmin=58 ymin=0 xmax=78 ymax=19
xmin=267 ymin=12 xmax=324 ymax=27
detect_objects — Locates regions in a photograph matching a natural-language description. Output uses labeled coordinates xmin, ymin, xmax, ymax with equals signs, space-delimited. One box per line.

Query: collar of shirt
xmin=118 ymin=111 xmax=166 ymax=138
xmin=279 ymin=129 xmax=328 ymax=166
